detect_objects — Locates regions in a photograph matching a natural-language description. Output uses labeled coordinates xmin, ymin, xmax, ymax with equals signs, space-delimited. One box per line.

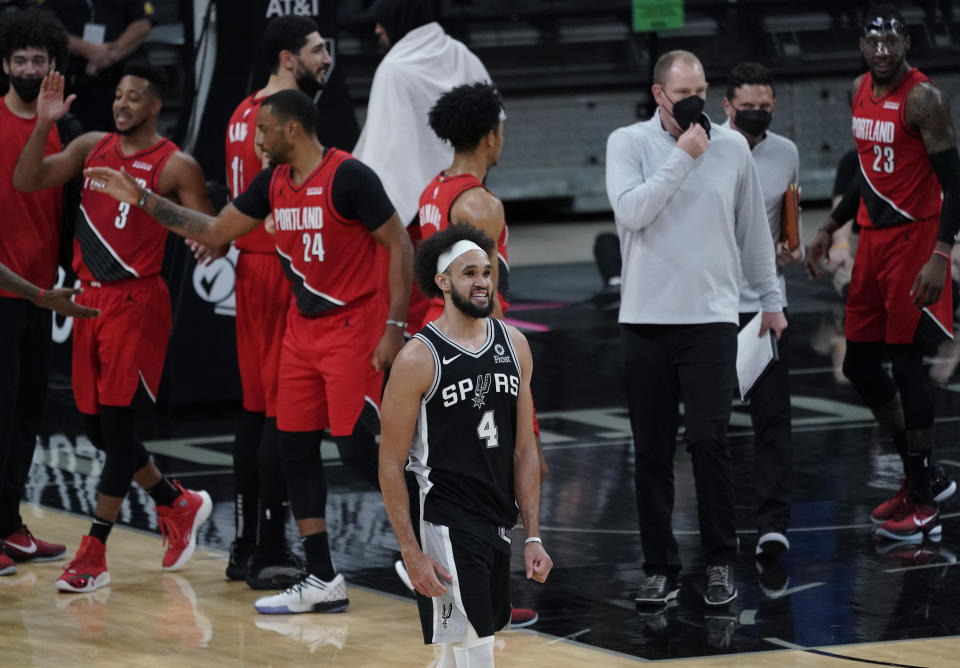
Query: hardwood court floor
xmin=3 ymin=507 xmax=958 ymax=667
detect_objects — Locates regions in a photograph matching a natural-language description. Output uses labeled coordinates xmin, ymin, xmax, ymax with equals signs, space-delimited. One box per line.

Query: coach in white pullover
xmin=605 ymin=50 xmax=786 ymax=609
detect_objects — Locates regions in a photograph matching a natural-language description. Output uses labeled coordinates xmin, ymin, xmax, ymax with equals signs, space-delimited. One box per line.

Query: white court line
xmin=540 ymin=512 xmax=960 ymax=537
xmin=883 ymin=561 xmax=960 ymax=574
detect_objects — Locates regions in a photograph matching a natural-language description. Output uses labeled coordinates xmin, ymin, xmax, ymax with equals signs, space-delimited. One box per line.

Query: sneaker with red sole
xmin=56 ymin=535 xmax=110 ymax=593
xmin=4 ymin=525 xmax=67 ymax=562
xmin=871 ymin=478 xmax=910 ymax=525
xmin=0 ymin=549 xmax=16 ymax=576
xmin=876 ymin=498 xmax=942 ymax=543
xmin=157 ymin=481 xmax=212 ymax=572
xmin=510 ymin=607 xmax=539 ymax=628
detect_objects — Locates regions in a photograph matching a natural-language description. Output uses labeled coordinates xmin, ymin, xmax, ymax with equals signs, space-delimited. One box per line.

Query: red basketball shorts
xmin=846 ymin=219 xmax=953 ymax=344
xmin=277 ymin=296 xmax=387 ymax=434
xmin=72 ymin=275 xmax=171 ymax=414
xmin=235 ymin=252 xmax=289 ymax=416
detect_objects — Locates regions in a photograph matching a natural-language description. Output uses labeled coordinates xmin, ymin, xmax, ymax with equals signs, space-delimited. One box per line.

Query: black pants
xmin=739 ymin=312 xmax=792 ymax=534
xmin=0 ymin=298 xmax=50 ymax=535
xmin=621 ymin=322 xmax=738 ymax=574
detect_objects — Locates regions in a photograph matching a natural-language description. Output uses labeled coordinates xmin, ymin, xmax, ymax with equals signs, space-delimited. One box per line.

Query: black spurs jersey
xmin=407 ymin=318 xmax=521 ymax=552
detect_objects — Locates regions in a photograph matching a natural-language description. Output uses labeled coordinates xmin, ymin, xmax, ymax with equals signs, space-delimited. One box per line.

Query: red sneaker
xmin=871 ymin=478 xmax=910 ymax=524
xmin=510 ymin=607 xmax=539 ymax=628
xmin=157 ymin=481 xmax=212 ymax=572
xmin=3 ymin=524 xmax=67 ymax=562
xmin=876 ymin=498 xmax=941 ymax=543
xmin=0 ymin=549 xmax=16 ymax=576
xmin=56 ymin=535 xmax=110 ymax=593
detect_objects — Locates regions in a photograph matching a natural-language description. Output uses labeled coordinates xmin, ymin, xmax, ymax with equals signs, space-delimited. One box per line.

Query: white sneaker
xmin=254 ymin=573 xmax=349 ymax=614
xmin=394 ymin=559 xmax=414 ymax=593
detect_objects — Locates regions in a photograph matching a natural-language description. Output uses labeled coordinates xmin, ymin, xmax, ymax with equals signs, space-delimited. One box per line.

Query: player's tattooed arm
xmin=907 ymin=82 xmax=958 ymax=155
xmin=83 ymin=165 xmax=261 ymax=247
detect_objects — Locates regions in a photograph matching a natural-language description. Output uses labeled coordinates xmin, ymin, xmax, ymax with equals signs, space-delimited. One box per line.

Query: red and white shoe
xmin=876 ymin=498 xmax=941 ymax=543
xmin=0 ymin=549 xmax=16 ymax=576
xmin=157 ymin=481 xmax=212 ymax=572
xmin=871 ymin=478 xmax=910 ymax=524
xmin=56 ymin=535 xmax=110 ymax=593
xmin=3 ymin=524 xmax=67 ymax=562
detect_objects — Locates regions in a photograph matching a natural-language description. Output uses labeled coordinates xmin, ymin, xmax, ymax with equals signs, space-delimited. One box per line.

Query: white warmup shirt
xmin=605 ymin=109 xmax=782 ymax=325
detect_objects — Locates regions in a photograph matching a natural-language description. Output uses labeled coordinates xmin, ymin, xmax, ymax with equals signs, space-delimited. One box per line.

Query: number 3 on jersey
xmin=477 ymin=410 xmax=499 ymax=448
xmin=114 ymin=176 xmax=148 ymax=229
xmin=302 ymin=232 xmax=325 ymax=262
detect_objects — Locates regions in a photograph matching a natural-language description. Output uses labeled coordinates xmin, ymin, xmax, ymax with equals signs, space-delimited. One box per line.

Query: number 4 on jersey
xmin=477 ymin=410 xmax=499 ymax=448
xmin=302 ymin=232 xmax=325 ymax=262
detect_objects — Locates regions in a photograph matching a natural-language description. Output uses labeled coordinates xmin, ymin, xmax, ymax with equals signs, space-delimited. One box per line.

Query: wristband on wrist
xmin=33 ymin=289 xmax=45 ymax=304
xmin=386 ymin=319 xmax=406 ymax=329
xmin=136 ymin=189 xmax=152 ymax=208
xmin=524 ymin=536 xmax=542 ymax=545
xmin=932 ymin=249 xmax=951 ymax=262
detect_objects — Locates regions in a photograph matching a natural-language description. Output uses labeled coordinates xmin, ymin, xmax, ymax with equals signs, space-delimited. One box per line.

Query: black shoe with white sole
xmin=704 ymin=565 xmax=737 ymax=606
xmin=756 ymin=530 xmax=789 ymax=556
xmin=635 ymin=574 xmax=679 ymax=606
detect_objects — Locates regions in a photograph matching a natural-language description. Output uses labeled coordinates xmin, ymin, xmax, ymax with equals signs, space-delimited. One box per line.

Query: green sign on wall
xmin=632 ymin=0 xmax=684 ymax=32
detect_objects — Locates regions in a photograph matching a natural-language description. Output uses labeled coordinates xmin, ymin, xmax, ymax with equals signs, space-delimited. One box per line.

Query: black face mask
xmin=734 ymin=109 xmax=772 ymax=137
xmin=665 ymin=93 xmax=709 ymax=136
xmin=10 ymin=75 xmax=43 ymax=103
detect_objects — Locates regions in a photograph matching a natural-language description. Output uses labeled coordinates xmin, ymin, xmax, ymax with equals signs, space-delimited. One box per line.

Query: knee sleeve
xmin=334 ymin=403 xmax=381 ymax=491
xmin=889 ymin=343 xmax=934 ymax=429
xmin=97 ymin=406 xmax=150 ymax=497
xmin=843 ymin=341 xmax=897 ymax=406
xmin=278 ymin=430 xmax=327 ymax=520
xmin=451 ymin=624 xmax=495 ymax=668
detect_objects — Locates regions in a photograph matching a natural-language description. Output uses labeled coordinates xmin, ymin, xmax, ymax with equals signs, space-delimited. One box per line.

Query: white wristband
xmin=524 ymin=536 xmax=542 ymax=545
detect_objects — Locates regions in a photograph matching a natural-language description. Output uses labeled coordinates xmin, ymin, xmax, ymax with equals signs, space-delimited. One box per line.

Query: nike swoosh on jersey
xmin=442 ymin=354 xmax=462 ymax=365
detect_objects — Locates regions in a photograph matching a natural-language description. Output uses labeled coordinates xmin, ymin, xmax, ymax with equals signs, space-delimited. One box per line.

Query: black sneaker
xmin=756 ymin=555 xmax=789 ymax=599
xmin=635 ymin=574 xmax=679 ymax=606
xmin=245 ymin=548 xmax=307 ymax=590
xmin=933 ymin=465 xmax=957 ymax=504
xmin=756 ymin=529 xmax=789 ymax=556
xmin=704 ymin=565 xmax=737 ymax=606
xmin=226 ymin=541 xmax=255 ymax=581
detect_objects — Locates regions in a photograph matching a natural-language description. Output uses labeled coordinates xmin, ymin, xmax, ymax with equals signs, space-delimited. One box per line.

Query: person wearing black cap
xmin=807 ymin=2 xmax=960 ymax=543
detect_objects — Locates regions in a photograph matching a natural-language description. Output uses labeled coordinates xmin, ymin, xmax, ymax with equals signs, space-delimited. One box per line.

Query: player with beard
xmin=0 ymin=7 xmax=76 ymax=576
xmin=14 ymin=62 xmax=217 ymax=592
xmin=84 ymin=89 xmax=414 ymax=614
xmin=379 ymin=223 xmax=551 ymax=666
xmin=807 ymin=3 xmax=960 ymax=543
xmin=222 ymin=15 xmax=332 ymax=589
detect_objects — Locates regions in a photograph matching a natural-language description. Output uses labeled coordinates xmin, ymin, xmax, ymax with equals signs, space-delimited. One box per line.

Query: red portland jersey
xmin=418 ymin=172 xmax=510 ymax=308
xmin=852 ymin=68 xmax=941 ymax=227
xmin=270 ymin=148 xmax=385 ymax=316
xmin=0 ymin=99 xmax=62 ymax=299
xmin=75 ymin=134 xmax=178 ymax=282
xmin=226 ymin=93 xmax=274 ymax=253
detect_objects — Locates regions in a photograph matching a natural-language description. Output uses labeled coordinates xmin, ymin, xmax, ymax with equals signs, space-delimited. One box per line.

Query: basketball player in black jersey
xmin=379 ymin=224 xmax=551 ymax=666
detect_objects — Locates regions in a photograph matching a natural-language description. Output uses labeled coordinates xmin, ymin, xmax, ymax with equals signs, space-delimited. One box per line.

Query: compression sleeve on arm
xmin=930 ymin=147 xmax=960 ymax=244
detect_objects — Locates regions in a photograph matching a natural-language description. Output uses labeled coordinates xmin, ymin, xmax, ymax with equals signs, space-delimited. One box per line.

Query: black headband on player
xmin=864 ymin=16 xmax=908 ymax=36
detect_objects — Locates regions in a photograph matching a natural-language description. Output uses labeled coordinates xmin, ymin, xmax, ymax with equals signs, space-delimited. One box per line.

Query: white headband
xmin=437 ymin=240 xmax=486 ymax=274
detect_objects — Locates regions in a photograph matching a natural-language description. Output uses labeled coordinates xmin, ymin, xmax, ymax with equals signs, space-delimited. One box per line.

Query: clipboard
xmin=737 ymin=311 xmax=780 ymax=401
xmin=780 ymin=183 xmax=800 ymax=251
